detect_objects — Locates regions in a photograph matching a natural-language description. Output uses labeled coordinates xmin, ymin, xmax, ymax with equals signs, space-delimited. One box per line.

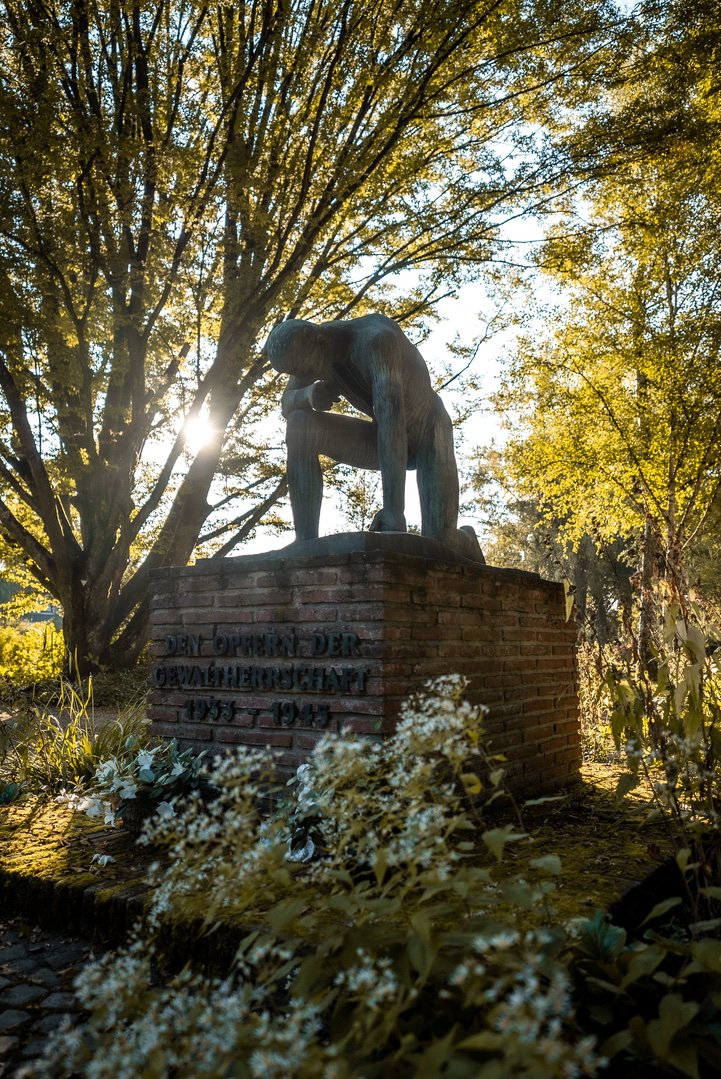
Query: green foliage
xmin=576 ymin=642 xmax=619 ymax=763
xmin=608 ymin=601 xmax=721 ymax=839
xmin=493 ymin=0 xmax=721 ymax=603
xmin=470 ymin=448 xmax=635 ymax=646
xmin=570 ymin=912 xmax=721 ymax=1078
xmin=41 ymin=676 xmax=602 ymax=1078
xmin=0 ymin=678 xmax=150 ymax=795
xmin=0 ymin=622 xmax=64 ymax=685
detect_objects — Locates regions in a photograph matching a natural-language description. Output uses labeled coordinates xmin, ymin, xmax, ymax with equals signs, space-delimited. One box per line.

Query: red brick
xmin=437 ymin=609 xmax=478 ymax=625
xmin=177 ymin=597 xmax=215 ymax=609
xmin=342 ymin=716 xmax=387 ymax=734
xmin=412 ymin=589 xmax=461 ymax=607
xmin=149 ymin=552 xmax=581 ymax=797
xmin=242 ymin=731 xmax=293 ymax=748
xmin=332 ymin=696 xmax=383 ymax=714
xmin=172 ymin=724 xmax=213 ymax=741
xmin=295 ymin=732 xmax=327 ymax=750
xmin=554 ymin=745 xmax=582 ymax=765
xmin=553 ymin=719 xmax=581 ymax=737
xmin=459 ymin=592 xmax=494 ymax=610
xmin=343 ymin=604 xmax=385 ymax=621
xmin=437 ymin=642 xmax=484 ymax=659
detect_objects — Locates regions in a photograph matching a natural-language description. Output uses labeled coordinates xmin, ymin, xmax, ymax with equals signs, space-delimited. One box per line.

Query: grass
xmin=0 ymin=675 xmax=150 ymax=794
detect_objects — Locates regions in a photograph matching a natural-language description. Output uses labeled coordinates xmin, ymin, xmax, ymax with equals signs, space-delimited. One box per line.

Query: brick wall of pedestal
xmin=148 ymin=543 xmax=581 ymax=796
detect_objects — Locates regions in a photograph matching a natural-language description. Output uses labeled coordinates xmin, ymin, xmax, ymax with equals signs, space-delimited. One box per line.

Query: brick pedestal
xmin=148 ymin=533 xmax=581 ymax=795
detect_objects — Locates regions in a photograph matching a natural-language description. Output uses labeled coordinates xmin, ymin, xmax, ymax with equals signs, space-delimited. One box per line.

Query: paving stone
xmin=20 ymin=1039 xmax=48 ymax=1059
xmin=0 ymin=946 xmax=26 ymax=963
xmin=6 ymin=1065 xmax=38 ymax=1079
xmin=0 ymin=920 xmax=96 ymax=1073
xmin=0 ymin=1012 xmax=29 ymax=1035
xmin=26 ymin=968 xmax=60 ymax=990
xmin=0 ymin=958 xmax=44 ymax=978
xmin=44 ymin=943 xmax=89 ymax=971
xmin=0 ymin=985 xmax=47 ymax=1008
xmin=29 ymin=1012 xmax=72 ymax=1036
xmin=0 ymin=1036 xmax=19 ymax=1058
xmin=41 ymin=992 xmax=77 ymax=1012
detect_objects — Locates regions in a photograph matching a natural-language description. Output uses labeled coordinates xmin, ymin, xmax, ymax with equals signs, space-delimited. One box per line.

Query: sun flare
xmin=182 ymin=416 xmax=214 ymax=456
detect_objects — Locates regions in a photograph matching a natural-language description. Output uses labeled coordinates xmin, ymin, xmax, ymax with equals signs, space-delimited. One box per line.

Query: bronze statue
xmin=264 ymin=313 xmax=484 ymax=561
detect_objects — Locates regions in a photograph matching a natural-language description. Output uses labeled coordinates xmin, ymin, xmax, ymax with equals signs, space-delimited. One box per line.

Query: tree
xmin=497 ymin=124 xmax=721 ymax=667
xmin=471 ymin=447 xmax=634 ymax=642
xmin=0 ymin=0 xmax=619 ymax=672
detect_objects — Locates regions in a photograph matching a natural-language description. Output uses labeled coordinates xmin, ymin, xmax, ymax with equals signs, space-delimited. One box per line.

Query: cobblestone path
xmin=0 ymin=918 xmax=96 ymax=1078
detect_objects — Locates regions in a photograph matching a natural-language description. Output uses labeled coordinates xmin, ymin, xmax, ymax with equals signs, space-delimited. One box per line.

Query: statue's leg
xmin=415 ymin=397 xmax=459 ymax=545
xmin=286 ymin=410 xmax=378 ymax=540
xmin=286 ymin=410 xmax=323 ymax=540
xmin=414 ymin=398 xmax=485 ymax=561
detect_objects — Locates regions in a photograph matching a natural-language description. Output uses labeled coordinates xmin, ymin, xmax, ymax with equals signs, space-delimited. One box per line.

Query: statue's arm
xmin=281 ymin=376 xmax=340 ymax=418
xmin=281 ymin=377 xmax=312 ymax=419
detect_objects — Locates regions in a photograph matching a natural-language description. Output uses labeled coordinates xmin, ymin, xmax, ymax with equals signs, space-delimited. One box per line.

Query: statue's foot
xmin=369 ymin=508 xmax=407 ymax=533
xmin=456 ymin=525 xmax=486 ymax=564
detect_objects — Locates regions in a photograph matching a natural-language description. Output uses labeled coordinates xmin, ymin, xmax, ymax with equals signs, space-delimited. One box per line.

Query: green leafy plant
xmin=568 ymin=596 xmax=721 ymax=1076
xmin=71 ymin=737 xmax=208 ymax=832
xmin=569 ymin=911 xmax=721 ymax=1078
xmin=576 ymin=640 xmax=619 ymax=764
xmin=607 ymin=600 xmax=721 ymax=907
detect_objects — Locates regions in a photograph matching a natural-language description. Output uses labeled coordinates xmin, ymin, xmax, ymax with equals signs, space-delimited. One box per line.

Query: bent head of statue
xmin=263 ymin=320 xmax=327 ymax=381
xmin=263 ymin=312 xmax=484 ymax=563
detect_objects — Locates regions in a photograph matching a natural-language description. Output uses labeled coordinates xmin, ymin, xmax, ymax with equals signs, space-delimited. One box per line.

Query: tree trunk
xmin=637 ymin=513 xmax=657 ymax=673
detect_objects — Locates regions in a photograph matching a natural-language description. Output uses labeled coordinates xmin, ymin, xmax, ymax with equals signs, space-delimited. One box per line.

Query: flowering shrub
xmin=42 ymin=675 xmax=604 ymax=1078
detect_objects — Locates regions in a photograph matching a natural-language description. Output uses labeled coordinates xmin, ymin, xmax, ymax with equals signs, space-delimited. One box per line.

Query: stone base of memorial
xmin=148 ymin=533 xmax=581 ymax=796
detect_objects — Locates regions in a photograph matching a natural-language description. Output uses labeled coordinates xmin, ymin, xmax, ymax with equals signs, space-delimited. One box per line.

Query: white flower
xmin=118 ymin=781 xmax=137 ymax=800
xmin=156 ymin=801 xmax=176 ymax=819
xmin=90 ymin=853 xmax=115 ymax=867
xmin=95 ymin=759 xmax=118 ymax=782
xmin=136 ymin=748 xmax=157 ymax=769
xmin=84 ymin=798 xmax=104 ymax=817
xmin=287 ymin=836 xmax=315 ymax=862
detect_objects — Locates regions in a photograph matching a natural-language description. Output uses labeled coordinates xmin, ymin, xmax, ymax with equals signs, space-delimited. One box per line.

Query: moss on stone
xmin=0 ymin=766 xmax=674 ymax=947
xmin=511 ymin=763 xmax=674 ymax=926
xmin=0 ymin=796 xmax=152 ymax=893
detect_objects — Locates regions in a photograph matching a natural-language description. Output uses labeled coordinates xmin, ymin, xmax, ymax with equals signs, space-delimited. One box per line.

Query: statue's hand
xmin=308 ymin=380 xmax=341 ymax=412
xmin=369 ymin=507 xmax=407 ymax=533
